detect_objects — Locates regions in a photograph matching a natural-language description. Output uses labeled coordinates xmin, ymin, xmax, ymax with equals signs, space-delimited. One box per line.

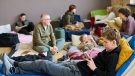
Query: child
xmin=78 ymin=34 xmax=97 ymax=52
xmin=67 ymin=34 xmax=99 ymax=59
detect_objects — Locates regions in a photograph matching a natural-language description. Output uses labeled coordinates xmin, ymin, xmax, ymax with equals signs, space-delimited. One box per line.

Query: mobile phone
xmin=83 ymin=53 xmax=91 ymax=60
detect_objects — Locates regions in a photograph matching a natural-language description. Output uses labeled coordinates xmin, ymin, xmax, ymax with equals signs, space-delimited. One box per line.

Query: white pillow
xmin=71 ymin=35 xmax=81 ymax=46
xmin=71 ymin=34 xmax=97 ymax=47
xmin=0 ymin=24 xmax=11 ymax=34
xmin=95 ymin=15 xmax=106 ymax=21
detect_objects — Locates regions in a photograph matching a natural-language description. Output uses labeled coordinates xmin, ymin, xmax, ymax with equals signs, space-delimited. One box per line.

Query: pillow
xmin=71 ymin=35 xmax=96 ymax=47
xmin=95 ymin=15 xmax=106 ymax=21
xmin=129 ymin=35 xmax=135 ymax=50
xmin=71 ymin=35 xmax=81 ymax=46
xmin=106 ymin=20 xmax=120 ymax=31
xmin=116 ymin=50 xmax=135 ymax=76
xmin=0 ymin=24 xmax=11 ymax=34
xmin=114 ymin=17 xmax=122 ymax=27
xmin=116 ymin=38 xmax=133 ymax=70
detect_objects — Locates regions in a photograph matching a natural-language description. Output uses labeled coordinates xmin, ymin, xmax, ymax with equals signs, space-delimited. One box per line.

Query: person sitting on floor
xmin=62 ymin=4 xmax=84 ymax=30
xmin=62 ymin=4 xmax=77 ymax=26
xmin=118 ymin=7 xmax=135 ymax=36
xmin=14 ymin=13 xmax=35 ymax=35
xmin=90 ymin=6 xmax=115 ymax=37
xmin=3 ymin=28 xmax=121 ymax=76
xmin=33 ymin=14 xmax=58 ymax=61
xmin=95 ymin=6 xmax=116 ymax=24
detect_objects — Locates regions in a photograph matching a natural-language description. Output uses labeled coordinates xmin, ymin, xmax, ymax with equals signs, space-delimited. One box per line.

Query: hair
xmin=118 ymin=7 xmax=131 ymax=17
xmin=39 ymin=14 xmax=51 ymax=24
xmin=107 ymin=6 xmax=113 ymax=12
xmin=80 ymin=35 xmax=84 ymax=42
xmin=68 ymin=4 xmax=76 ymax=12
xmin=79 ymin=34 xmax=87 ymax=42
xmin=19 ymin=13 xmax=26 ymax=17
xmin=102 ymin=28 xmax=121 ymax=45
xmin=40 ymin=14 xmax=50 ymax=18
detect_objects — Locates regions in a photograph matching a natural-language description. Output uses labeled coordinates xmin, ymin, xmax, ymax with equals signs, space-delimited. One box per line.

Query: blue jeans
xmin=56 ymin=38 xmax=65 ymax=51
xmin=15 ymin=60 xmax=82 ymax=76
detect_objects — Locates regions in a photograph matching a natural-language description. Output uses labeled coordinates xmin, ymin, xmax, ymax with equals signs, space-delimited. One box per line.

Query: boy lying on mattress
xmin=2 ymin=28 xmax=121 ymax=76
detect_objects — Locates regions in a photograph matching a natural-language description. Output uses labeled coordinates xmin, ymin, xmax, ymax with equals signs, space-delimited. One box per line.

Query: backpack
xmin=0 ymin=33 xmax=20 ymax=47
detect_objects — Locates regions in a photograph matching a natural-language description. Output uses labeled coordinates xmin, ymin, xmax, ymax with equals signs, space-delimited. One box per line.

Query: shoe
xmin=4 ymin=54 xmax=15 ymax=65
xmin=2 ymin=54 xmax=13 ymax=75
xmin=58 ymin=55 xmax=68 ymax=61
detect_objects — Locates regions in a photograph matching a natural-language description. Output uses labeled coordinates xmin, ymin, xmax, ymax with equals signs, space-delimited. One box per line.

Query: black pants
xmin=94 ymin=23 xmax=106 ymax=28
xmin=11 ymin=54 xmax=46 ymax=62
xmin=18 ymin=22 xmax=34 ymax=35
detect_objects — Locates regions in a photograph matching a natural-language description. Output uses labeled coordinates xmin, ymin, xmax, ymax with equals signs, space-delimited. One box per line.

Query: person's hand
xmin=50 ymin=47 xmax=57 ymax=55
xmin=50 ymin=46 xmax=53 ymax=50
xmin=23 ymin=25 xmax=28 ymax=27
xmin=15 ymin=26 xmax=23 ymax=31
xmin=82 ymin=52 xmax=90 ymax=60
xmin=86 ymin=57 xmax=97 ymax=71
xmin=53 ymin=46 xmax=58 ymax=51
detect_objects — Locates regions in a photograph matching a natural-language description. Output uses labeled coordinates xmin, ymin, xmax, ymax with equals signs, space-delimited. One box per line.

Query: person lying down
xmin=2 ymin=28 xmax=121 ymax=76
xmin=67 ymin=34 xmax=102 ymax=60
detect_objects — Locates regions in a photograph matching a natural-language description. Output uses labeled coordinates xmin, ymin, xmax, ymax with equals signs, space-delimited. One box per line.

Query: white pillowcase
xmin=72 ymin=34 xmax=97 ymax=47
xmin=0 ymin=24 xmax=11 ymax=34
xmin=71 ymin=35 xmax=81 ymax=46
xmin=95 ymin=15 xmax=106 ymax=21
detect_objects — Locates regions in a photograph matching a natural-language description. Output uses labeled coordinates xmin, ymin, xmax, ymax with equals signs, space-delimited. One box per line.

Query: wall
xmin=111 ymin=0 xmax=131 ymax=16
xmin=111 ymin=0 xmax=130 ymax=6
xmin=0 ymin=0 xmax=110 ymax=25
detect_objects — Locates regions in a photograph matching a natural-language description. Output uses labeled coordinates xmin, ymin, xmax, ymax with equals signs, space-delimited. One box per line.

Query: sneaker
xmin=58 ymin=55 xmax=68 ymax=61
xmin=2 ymin=54 xmax=13 ymax=75
xmin=5 ymin=54 xmax=15 ymax=65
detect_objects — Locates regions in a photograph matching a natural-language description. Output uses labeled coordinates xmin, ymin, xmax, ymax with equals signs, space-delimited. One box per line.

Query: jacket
xmin=33 ymin=23 xmax=56 ymax=48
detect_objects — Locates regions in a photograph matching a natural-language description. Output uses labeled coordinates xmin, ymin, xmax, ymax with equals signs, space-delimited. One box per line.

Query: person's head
xmin=118 ymin=7 xmax=131 ymax=20
xmin=106 ymin=6 xmax=113 ymax=13
xmin=19 ymin=13 xmax=26 ymax=21
xmin=40 ymin=14 xmax=51 ymax=25
xmin=68 ymin=4 xmax=77 ymax=13
xmin=102 ymin=28 xmax=121 ymax=52
xmin=80 ymin=34 xmax=89 ymax=42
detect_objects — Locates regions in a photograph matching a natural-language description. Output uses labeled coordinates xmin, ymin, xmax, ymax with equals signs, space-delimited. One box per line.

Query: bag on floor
xmin=0 ymin=33 xmax=20 ymax=47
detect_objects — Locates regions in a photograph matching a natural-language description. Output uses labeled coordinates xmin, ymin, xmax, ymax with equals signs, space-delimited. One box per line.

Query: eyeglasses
xmin=42 ymin=19 xmax=51 ymax=21
xmin=45 ymin=19 xmax=51 ymax=20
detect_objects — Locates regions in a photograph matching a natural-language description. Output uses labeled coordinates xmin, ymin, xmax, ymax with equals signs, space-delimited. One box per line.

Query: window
xmin=130 ymin=0 xmax=135 ymax=4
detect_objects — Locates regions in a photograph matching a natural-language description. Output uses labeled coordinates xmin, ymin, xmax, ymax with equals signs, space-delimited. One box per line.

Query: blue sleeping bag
xmin=0 ymin=64 xmax=50 ymax=76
